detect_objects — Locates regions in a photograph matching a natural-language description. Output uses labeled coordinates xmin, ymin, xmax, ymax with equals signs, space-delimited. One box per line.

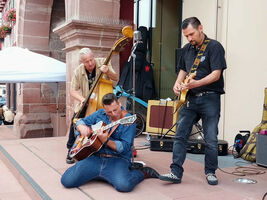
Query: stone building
xmin=1 ymin=0 xmax=133 ymax=138
xmin=0 ymin=0 xmax=266 ymax=147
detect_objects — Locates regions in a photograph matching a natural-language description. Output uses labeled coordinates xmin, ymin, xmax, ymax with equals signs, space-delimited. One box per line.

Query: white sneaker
xmin=159 ymin=172 xmax=181 ymax=183
xmin=206 ymin=173 xmax=218 ymax=185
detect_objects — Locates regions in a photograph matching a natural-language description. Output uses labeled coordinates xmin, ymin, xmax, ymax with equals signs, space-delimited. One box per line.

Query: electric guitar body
xmin=175 ymin=72 xmax=196 ymax=111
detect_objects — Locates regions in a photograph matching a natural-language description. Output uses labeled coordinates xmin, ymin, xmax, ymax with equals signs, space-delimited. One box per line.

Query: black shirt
xmin=178 ymin=37 xmax=227 ymax=94
xmin=86 ymin=67 xmax=96 ymax=90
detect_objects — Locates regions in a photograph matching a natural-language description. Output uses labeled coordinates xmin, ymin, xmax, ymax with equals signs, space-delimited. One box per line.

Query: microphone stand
xmin=128 ymin=39 xmax=142 ymax=166
xmin=129 ymin=42 xmax=139 ymax=115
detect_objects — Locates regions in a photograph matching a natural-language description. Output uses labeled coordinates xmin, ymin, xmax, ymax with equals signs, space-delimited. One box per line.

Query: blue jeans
xmin=171 ymin=93 xmax=221 ymax=178
xmin=61 ymin=155 xmax=144 ymax=192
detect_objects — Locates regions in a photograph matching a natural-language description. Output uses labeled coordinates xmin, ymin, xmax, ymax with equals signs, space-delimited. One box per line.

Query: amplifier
xmin=146 ymin=100 xmax=178 ymax=136
xmin=256 ymin=134 xmax=267 ymax=167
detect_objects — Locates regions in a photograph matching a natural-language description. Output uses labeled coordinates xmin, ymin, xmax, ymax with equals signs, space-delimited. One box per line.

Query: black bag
xmin=118 ymin=26 xmax=157 ymax=101
xmin=234 ymin=130 xmax=250 ymax=153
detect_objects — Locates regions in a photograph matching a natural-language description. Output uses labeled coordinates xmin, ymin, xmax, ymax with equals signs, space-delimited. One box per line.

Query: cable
xmin=134 ymin=146 xmax=150 ymax=150
xmin=218 ymin=162 xmax=266 ymax=176
xmin=137 ymin=131 xmax=267 ymax=177
xmin=218 ymin=145 xmax=267 ymax=176
xmin=263 ymin=192 xmax=267 ymax=200
xmin=198 ymin=137 xmax=267 ymax=176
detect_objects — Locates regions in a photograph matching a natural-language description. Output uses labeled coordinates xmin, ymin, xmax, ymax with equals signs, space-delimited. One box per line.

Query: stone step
xmin=0 ymin=129 xmax=266 ymax=200
xmin=0 ymin=155 xmax=31 ymax=200
xmin=0 ymin=137 xmax=95 ymax=200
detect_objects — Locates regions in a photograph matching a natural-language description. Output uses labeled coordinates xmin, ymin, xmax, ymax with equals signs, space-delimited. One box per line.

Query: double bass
xmin=73 ymin=26 xmax=133 ymax=124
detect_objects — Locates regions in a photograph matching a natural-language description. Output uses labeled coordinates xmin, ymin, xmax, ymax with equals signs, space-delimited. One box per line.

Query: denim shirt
xmin=75 ymin=108 xmax=136 ymax=162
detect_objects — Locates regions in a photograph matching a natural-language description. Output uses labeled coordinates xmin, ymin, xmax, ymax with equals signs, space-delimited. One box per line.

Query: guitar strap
xmin=106 ymin=110 xmax=128 ymax=139
xmin=173 ymin=38 xmax=210 ymax=114
xmin=189 ymin=37 xmax=210 ymax=75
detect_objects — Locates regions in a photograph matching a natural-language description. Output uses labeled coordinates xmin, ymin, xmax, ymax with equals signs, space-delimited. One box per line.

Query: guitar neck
xmin=103 ymin=49 xmax=113 ymax=65
xmin=102 ymin=119 xmax=120 ymax=131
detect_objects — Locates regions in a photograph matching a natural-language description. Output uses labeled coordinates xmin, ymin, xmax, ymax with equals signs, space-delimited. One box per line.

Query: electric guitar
xmin=69 ymin=114 xmax=137 ymax=161
xmin=175 ymin=72 xmax=196 ymax=112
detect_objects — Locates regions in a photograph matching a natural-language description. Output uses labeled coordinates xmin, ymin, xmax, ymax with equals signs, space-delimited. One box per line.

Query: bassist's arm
xmin=106 ymin=66 xmax=119 ymax=81
xmin=99 ymin=64 xmax=119 ymax=81
xmin=70 ymin=89 xmax=85 ymax=103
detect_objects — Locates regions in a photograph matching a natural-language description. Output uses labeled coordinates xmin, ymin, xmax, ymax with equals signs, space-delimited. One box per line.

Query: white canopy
xmin=0 ymin=47 xmax=66 ymax=83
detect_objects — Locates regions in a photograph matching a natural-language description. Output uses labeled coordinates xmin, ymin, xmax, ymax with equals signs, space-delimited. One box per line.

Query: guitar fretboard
xmin=102 ymin=119 xmax=121 ymax=131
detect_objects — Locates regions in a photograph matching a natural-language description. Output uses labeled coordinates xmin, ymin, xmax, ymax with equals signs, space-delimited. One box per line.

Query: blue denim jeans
xmin=61 ymin=155 xmax=144 ymax=192
xmin=170 ymin=93 xmax=221 ymax=178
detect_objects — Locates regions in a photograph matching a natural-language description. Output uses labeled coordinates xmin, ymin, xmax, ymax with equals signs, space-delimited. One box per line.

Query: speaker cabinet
xmin=256 ymin=134 xmax=267 ymax=167
xmin=146 ymin=100 xmax=178 ymax=135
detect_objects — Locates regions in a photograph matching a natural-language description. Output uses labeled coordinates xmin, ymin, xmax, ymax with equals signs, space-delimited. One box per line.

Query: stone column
xmin=54 ymin=0 xmax=130 ymax=126
xmin=9 ymin=83 xmax=15 ymax=111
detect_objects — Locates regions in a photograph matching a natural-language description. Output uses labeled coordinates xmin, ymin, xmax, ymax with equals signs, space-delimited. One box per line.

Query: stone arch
xmin=13 ymin=0 xmax=66 ymax=138
xmin=17 ymin=0 xmax=54 ymax=54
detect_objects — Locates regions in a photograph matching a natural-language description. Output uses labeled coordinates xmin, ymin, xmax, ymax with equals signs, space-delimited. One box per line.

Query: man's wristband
xmin=103 ymin=138 xmax=109 ymax=146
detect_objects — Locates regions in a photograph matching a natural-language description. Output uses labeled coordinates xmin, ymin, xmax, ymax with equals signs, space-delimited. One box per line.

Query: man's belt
xmin=190 ymin=91 xmax=217 ymax=97
xmin=99 ymin=154 xmax=114 ymax=158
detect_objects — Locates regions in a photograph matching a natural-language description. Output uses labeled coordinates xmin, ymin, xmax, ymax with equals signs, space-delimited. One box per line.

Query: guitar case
xmin=150 ymin=137 xmax=228 ymax=156
xmin=150 ymin=137 xmax=174 ymax=152
xmin=187 ymin=139 xmax=228 ymax=156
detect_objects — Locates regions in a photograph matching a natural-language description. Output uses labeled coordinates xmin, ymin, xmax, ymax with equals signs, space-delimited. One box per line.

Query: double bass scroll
xmin=73 ymin=26 xmax=133 ymax=125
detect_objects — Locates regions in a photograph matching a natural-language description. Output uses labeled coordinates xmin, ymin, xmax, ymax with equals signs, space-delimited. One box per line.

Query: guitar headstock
xmin=119 ymin=114 xmax=137 ymax=125
xmin=111 ymin=26 xmax=133 ymax=53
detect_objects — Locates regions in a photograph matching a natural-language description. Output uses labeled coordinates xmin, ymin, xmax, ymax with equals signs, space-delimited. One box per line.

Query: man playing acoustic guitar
xmin=66 ymin=48 xmax=119 ymax=164
xmin=61 ymin=93 xmax=159 ymax=192
xmin=159 ymin=17 xmax=227 ymax=185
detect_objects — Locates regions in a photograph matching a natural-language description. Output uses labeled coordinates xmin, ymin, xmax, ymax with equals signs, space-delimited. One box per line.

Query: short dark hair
xmin=182 ymin=17 xmax=201 ymax=29
xmin=102 ymin=93 xmax=118 ymax=106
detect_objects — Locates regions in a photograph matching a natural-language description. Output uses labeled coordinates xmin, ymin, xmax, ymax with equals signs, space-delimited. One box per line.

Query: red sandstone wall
xmin=13 ymin=0 xmax=66 ymax=138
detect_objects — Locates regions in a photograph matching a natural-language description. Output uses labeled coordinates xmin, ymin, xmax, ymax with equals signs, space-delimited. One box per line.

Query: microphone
xmin=133 ymin=31 xmax=142 ymax=43
xmin=128 ymin=30 xmax=142 ymax=62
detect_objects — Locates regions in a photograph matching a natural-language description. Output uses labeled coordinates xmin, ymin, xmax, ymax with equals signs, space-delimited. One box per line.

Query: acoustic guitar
xmin=175 ymin=72 xmax=196 ymax=112
xmin=73 ymin=26 xmax=133 ymax=125
xmin=69 ymin=114 xmax=136 ymax=161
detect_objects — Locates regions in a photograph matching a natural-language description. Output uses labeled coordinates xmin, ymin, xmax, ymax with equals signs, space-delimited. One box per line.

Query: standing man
xmin=61 ymin=93 xmax=159 ymax=192
xmin=66 ymin=48 xmax=119 ymax=164
xmin=159 ymin=17 xmax=226 ymax=185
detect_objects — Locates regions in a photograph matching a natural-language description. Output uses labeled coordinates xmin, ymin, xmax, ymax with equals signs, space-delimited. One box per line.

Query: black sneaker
xmin=206 ymin=173 xmax=218 ymax=185
xmin=66 ymin=150 xmax=75 ymax=164
xmin=130 ymin=161 xmax=144 ymax=170
xmin=159 ymin=172 xmax=181 ymax=184
xmin=139 ymin=167 xmax=159 ymax=179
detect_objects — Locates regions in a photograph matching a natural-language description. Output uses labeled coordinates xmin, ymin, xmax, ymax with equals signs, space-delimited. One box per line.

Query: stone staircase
xmin=0 ymin=126 xmax=266 ymax=200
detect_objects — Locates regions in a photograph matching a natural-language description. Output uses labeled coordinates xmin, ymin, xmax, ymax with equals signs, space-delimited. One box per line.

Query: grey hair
xmin=2 ymin=105 xmax=9 ymax=112
xmin=79 ymin=48 xmax=93 ymax=62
